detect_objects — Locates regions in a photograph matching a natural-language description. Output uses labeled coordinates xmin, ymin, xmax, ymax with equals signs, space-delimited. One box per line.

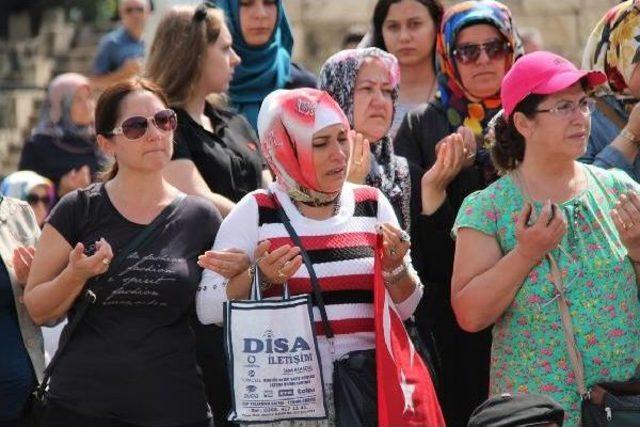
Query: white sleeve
xmin=376 ymin=189 xmax=423 ymax=320
xmin=196 ymin=193 xmax=260 ymax=326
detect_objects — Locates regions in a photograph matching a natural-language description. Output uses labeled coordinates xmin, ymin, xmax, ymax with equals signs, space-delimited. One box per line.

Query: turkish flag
xmin=374 ymin=235 xmax=445 ymax=427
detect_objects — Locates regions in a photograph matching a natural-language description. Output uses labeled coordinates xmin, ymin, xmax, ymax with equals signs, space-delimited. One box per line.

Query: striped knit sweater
xmin=197 ymin=182 xmax=422 ymax=382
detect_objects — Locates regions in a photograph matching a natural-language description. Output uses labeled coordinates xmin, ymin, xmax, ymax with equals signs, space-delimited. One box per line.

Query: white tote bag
xmin=223 ymin=269 xmax=327 ymax=423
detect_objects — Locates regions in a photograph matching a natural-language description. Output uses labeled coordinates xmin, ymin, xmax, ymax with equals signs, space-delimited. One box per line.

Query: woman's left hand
xmin=347 ymin=131 xmax=371 ymax=184
xmin=13 ymin=246 xmax=36 ymax=287
xmin=611 ymin=191 xmax=640 ymax=261
xmin=198 ymin=249 xmax=251 ymax=279
xmin=378 ymin=223 xmax=410 ymax=271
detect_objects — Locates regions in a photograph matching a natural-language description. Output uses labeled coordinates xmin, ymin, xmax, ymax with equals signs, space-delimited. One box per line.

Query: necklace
xmin=294 ymin=196 xmax=341 ymax=218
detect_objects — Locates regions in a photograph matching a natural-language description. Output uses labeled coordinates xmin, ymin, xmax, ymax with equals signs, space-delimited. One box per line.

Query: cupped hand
xmin=13 ymin=246 xmax=35 ymax=286
xmin=66 ymin=237 xmax=114 ymax=282
xmin=347 ymin=130 xmax=371 ymax=184
xmin=198 ymin=248 xmax=251 ymax=278
xmin=254 ymin=240 xmax=303 ymax=285
xmin=513 ymin=200 xmax=566 ymax=263
xmin=611 ymin=191 xmax=640 ymax=261
xmin=377 ymin=223 xmax=410 ymax=271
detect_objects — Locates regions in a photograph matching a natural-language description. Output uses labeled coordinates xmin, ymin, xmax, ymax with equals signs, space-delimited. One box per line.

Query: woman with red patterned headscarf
xmin=196 ymin=88 xmax=428 ymax=426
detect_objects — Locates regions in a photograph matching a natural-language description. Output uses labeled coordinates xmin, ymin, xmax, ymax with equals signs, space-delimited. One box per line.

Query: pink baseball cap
xmin=501 ymin=51 xmax=607 ymax=118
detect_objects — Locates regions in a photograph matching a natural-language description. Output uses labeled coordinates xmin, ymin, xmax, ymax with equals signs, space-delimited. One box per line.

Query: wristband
xmin=383 ymin=264 xmax=408 ymax=288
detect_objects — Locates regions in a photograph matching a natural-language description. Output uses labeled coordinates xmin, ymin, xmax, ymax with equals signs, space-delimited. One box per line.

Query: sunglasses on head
xmin=124 ymin=6 xmax=145 ymax=14
xmin=452 ymin=39 xmax=512 ymax=65
xmin=26 ymin=193 xmax=52 ymax=206
xmin=108 ymin=109 xmax=177 ymax=141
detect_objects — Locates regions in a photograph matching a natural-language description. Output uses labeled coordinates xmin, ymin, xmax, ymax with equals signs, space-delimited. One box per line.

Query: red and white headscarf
xmin=257 ymin=88 xmax=350 ymax=205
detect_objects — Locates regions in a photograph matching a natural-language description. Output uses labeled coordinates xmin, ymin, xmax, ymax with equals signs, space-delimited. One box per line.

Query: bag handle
xmin=250 ymin=266 xmax=290 ymax=301
xmin=269 ymin=193 xmax=335 ymax=341
xmin=35 ymin=192 xmax=186 ymax=396
xmin=547 ymin=253 xmax=589 ymax=398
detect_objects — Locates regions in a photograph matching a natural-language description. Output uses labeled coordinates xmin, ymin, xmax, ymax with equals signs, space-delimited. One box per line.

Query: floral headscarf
xmin=319 ymin=48 xmax=412 ymax=230
xmin=33 ymin=73 xmax=94 ymax=144
xmin=437 ymin=0 xmax=523 ymax=136
xmin=582 ymin=0 xmax=640 ymax=105
xmin=257 ymin=88 xmax=349 ymax=206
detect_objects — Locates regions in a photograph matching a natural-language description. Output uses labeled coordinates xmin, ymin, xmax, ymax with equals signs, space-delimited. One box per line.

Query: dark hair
xmin=489 ymin=94 xmax=546 ymax=173
xmin=95 ymin=78 xmax=170 ymax=181
xmin=371 ymin=0 xmax=444 ymax=68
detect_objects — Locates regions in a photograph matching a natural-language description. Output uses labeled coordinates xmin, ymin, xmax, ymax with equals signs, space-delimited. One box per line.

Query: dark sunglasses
xmin=109 ymin=109 xmax=177 ymax=141
xmin=26 ymin=193 xmax=52 ymax=206
xmin=452 ymin=39 xmax=512 ymax=65
xmin=124 ymin=6 xmax=145 ymax=14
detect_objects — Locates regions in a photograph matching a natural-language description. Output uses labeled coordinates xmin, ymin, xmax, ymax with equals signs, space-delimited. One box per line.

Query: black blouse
xmin=172 ymin=104 xmax=263 ymax=203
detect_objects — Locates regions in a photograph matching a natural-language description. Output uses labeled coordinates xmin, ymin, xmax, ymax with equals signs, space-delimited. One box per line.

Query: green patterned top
xmin=453 ymin=164 xmax=640 ymax=426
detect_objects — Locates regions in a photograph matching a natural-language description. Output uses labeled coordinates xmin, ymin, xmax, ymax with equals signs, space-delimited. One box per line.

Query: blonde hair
xmin=145 ymin=6 xmax=225 ymax=108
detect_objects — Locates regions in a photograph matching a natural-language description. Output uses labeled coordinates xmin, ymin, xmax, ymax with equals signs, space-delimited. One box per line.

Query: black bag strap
xmin=36 ymin=192 xmax=186 ymax=396
xmin=269 ymin=193 xmax=334 ymax=340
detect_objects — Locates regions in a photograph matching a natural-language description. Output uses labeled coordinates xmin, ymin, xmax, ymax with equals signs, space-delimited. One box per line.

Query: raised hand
xmin=611 ymin=191 xmax=640 ymax=262
xmin=66 ymin=238 xmax=114 ymax=282
xmin=347 ymin=130 xmax=371 ymax=184
xmin=198 ymin=248 xmax=251 ymax=278
xmin=13 ymin=246 xmax=36 ymax=286
xmin=254 ymin=240 xmax=303 ymax=285
xmin=513 ymin=200 xmax=566 ymax=263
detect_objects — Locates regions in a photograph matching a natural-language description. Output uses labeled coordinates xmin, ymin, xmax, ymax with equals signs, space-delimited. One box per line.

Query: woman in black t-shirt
xmin=146 ymin=5 xmax=266 ymax=218
xmin=23 ymin=79 xmax=220 ymax=427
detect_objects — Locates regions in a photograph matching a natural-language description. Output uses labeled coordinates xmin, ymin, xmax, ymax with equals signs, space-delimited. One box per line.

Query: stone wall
xmin=284 ymin=0 xmax=620 ymax=73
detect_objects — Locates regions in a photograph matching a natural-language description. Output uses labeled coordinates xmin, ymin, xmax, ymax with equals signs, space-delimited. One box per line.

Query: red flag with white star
xmin=374 ymin=235 xmax=445 ymax=426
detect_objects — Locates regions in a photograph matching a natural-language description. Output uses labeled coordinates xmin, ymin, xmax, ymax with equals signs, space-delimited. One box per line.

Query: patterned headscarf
xmin=0 ymin=170 xmax=53 ymax=201
xmin=319 ymin=48 xmax=412 ymax=230
xmin=257 ymin=88 xmax=349 ymax=205
xmin=214 ymin=0 xmax=293 ymax=130
xmin=33 ymin=73 xmax=94 ymax=142
xmin=436 ymin=0 xmax=523 ymax=136
xmin=582 ymin=0 xmax=640 ymax=105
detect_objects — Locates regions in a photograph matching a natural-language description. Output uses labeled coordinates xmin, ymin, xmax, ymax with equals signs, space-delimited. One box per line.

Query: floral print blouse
xmin=453 ymin=164 xmax=640 ymax=426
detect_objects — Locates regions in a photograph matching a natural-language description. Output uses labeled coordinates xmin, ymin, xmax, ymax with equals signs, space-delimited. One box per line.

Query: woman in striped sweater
xmin=196 ymin=88 xmax=423 ymax=425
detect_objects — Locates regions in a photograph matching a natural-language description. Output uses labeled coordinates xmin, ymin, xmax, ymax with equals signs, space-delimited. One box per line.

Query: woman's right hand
xmin=254 ymin=240 xmax=303 ymax=285
xmin=513 ymin=200 xmax=566 ymax=263
xmin=347 ymin=131 xmax=371 ymax=184
xmin=66 ymin=238 xmax=114 ymax=282
xmin=420 ymin=133 xmax=466 ymax=214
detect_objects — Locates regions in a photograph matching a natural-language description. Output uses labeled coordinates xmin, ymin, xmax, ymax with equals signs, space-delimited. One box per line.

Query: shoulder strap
xmin=36 ymin=192 xmax=187 ymax=394
xmin=594 ymin=97 xmax=626 ymax=130
xmin=547 ymin=253 xmax=589 ymax=398
xmin=269 ymin=193 xmax=334 ymax=340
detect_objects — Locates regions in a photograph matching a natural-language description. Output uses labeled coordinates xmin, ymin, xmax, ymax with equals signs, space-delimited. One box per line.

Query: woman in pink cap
xmin=451 ymin=51 xmax=640 ymax=424
xmin=196 ymin=88 xmax=431 ymax=425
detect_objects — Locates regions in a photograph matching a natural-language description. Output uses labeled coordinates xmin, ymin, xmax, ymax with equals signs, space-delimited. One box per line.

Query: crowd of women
xmin=3 ymin=0 xmax=640 ymax=426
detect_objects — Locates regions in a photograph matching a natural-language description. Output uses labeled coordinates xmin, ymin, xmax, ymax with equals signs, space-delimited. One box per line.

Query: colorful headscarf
xmin=33 ymin=73 xmax=94 ymax=142
xmin=0 ymin=170 xmax=54 ymax=201
xmin=214 ymin=0 xmax=293 ymax=130
xmin=582 ymin=0 xmax=640 ymax=105
xmin=257 ymin=88 xmax=349 ymax=205
xmin=319 ymin=48 xmax=412 ymax=230
xmin=436 ymin=0 xmax=522 ymax=136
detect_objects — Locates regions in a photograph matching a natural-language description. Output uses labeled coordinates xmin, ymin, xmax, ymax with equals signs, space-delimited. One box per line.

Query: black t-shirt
xmin=172 ymin=104 xmax=263 ymax=203
xmin=46 ymin=183 xmax=221 ymax=426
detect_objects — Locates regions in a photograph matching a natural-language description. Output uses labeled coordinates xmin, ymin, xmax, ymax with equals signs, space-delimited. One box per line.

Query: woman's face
xmin=382 ymin=0 xmax=437 ymax=67
xmin=200 ymin=24 xmax=241 ymax=94
xmin=352 ymin=59 xmax=394 ymax=142
xmin=312 ymin=123 xmax=349 ymax=193
xmin=70 ymin=85 xmax=95 ymax=126
xmin=518 ymin=83 xmax=591 ymax=161
xmin=239 ymin=0 xmax=278 ymax=47
xmin=26 ymin=185 xmax=51 ymax=227
xmin=454 ymin=24 xmax=510 ymax=99
xmin=100 ymin=91 xmax=174 ymax=174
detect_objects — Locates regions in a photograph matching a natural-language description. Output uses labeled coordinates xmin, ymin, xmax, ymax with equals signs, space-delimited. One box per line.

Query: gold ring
xmin=389 ymin=247 xmax=398 ymax=256
xmin=102 ymin=258 xmax=111 ymax=265
xmin=354 ymin=160 xmax=362 ymax=166
xmin=277 ymin=270 xmax=286 ymax=279
xmin=463 ymin=147 xmax=468 ymax=155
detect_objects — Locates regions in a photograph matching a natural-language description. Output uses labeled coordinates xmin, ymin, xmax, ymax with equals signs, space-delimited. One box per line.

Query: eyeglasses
xmin=124 ymin=6 xmax=145 ymax=14
xmin=535 ymin=98 xmax=596 ymax=118
xmin=26 ymin=193 xmax=52 ymax=206
xmin=452 ymin=39 xmax=512 ymax=65
xmin=109 ymin=109 xmax=177 ymax=141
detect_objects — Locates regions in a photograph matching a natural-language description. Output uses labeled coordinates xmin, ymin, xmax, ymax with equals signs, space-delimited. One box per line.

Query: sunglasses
xmin=124 ymin=6 xmax=145 ymax=14
xmin=26 ymin=193 xmax=52 ymax=206
xmin=109 ymin=109 xmax=177 ymax=141
xmin=452 ymin=39 xmax=512 ymax=65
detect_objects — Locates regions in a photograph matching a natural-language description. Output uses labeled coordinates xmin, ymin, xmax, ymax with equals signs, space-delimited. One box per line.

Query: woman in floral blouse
xmin=452 ymin=51 xmax=640 ymax=426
